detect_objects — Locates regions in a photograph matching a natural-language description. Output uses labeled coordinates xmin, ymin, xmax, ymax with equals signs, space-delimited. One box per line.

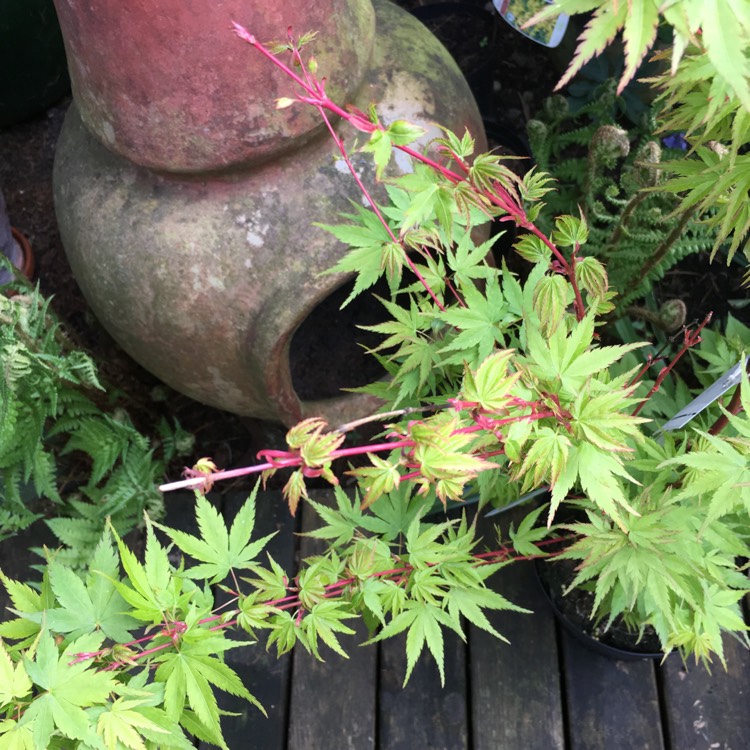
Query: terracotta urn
xmin=52 ymin=0 xmax=486 ymax=424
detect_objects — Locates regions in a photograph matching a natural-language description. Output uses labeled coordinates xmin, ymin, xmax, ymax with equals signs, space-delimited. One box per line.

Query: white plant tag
xmin=662 ymin=356 xmax=750 ymax=431
xmin=493 ymin=0 xmax=569 ymax=48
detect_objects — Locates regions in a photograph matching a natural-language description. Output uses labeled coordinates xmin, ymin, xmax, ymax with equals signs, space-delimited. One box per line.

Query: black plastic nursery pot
xmin=535 ymin=555 xmax=664 ymax=661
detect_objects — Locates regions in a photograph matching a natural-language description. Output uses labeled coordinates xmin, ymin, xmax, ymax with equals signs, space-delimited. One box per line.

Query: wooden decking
xmin=2 ymin=489 xmax=750 ymax=749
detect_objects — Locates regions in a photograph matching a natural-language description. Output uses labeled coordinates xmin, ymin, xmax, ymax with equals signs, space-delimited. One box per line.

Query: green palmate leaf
xmin=656 ymin=149 xmax=750 ymax=262
xmin=522 ymin=309 xmax=646 ymax=396
xmin=404 ymin=513 xmax=457 ymax=568
xmin=571 ymin=384 xmax=647 ymax=452
xmin=297 ymin=555 xmax=343 ymax=609
xmin=516 ymin=427 xmax=571 ymax=489
xmin=514 ymin=232 xmax=552 ymax=264
xmin=364 ymin=601 xmax=463 ymax=686
xmin=108 ymin=523 xmax=176 ymax=624
xmin=400 ymin=182 xmax=440 ymax=231
xmin=532 ymin=274 xmax=570 ymax=335
xmin=266 ymin=610 xmax=303 ymax=656
xmin=385 ymin=120 xmax=426 ymax=147
xmin=508 ymin=505 xmax=552 ymax=558
xmin=41 ymin=530 xmax=138 ymax=642
xmin=0 ymin=639 xmax=32 ymax=706
xmin=668 ymin=585 xmax=749 ymax=669
xmin=22 ymin=631 xmax=116 ymax=749
xmin=361 ymin=129 xmax=393 ymax=179
xmin=700 ymin=0 xmax=750 ymax=112
xmin=575 ymin=256 xmax=608 ymax=299
xmin=345 ymin=537 xmax=394 ymax=582
xmin=304 ymin=486 xmax=368 ymax=545
xmin=576 ymin=442 xmax=639 ymax=529
xmin=434 ymin=126 xmax=476 ymax=161
xmin=520 ymin=166 xmax=557 ymax=203
xmin=243 ymin=554 xmax=290 ymax=603
xmin=620 ymin=0 xmax=660 ymax=94
xmin=410 ymin=415 xmax=499 ymax=503
xmin=438 ymin=275 xmax=512 ymax=365
xmin=156 ymin=485 xmax=276 ymax=583
xmin=358 ymin=482 xmax=426 ymax=542
xmin=547 ymin=2 xmax=629 ymax=91
xmin=662 ymin=431 xmax=750 ymax=521
xmin=468 ymin=152 xmax=523 ymax=202
xmin=460 ymin=350 xmax=521 ymax=412
xmin=44 ymin=565 xmax=137 ymax=644
xmin=96 ymin=696 xmax=180 ymax=750
xmin=298 ymin=599 xmax=357 ymax=660
xmin=318 ymin=205 xmax=395 ymax=306
xmin=527 ymin=1 xmax=750 ymax=108
xmin=348 ymin=454 xmax=402 ymax=510
xmin=0 ymin=572 xmax=49 ymax=645
xmin=156 ymin=631 xmax=264 ymax=747
xmin=354 ymin=577 xmax=390 ymax=627
xmin=236 ymin=592 xmax=277 ymax=636
xmin=444 ymin=584 xmax=523 ymax=643
xmin=552 ymin=212 xmax=589 ymax=248
xmin=446 ymin=230 xmax=498 ymax=289
xmin=0 ymin=720 xmax=34 ymax=750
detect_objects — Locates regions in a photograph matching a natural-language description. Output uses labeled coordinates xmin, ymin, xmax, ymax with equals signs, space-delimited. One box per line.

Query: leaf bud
xmin=629 ymin=140 xmax=663 ymax=188
xmin=658 ymin=299 xmax=687 ymax=332
xmin=542 ymin=94 xmax=569 ymax=121
xmin=575 ymin=256 xmax=609 ymax=299
xmin=589 ymin=125 xmax=630 ymax=169
xmin=526 ymin=119 xmax=548 ymax=155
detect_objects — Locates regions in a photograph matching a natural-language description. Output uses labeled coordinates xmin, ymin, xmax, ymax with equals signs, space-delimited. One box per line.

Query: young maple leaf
xmin=0 ymin=638 xmax=32 ymax=706
xmin=44 ymin=534 xmax=140 ymax=642
xmin=155 ymin=484 xmax=276 ymax=583
xmin=23 ymin=631 xmax=117 ymax=748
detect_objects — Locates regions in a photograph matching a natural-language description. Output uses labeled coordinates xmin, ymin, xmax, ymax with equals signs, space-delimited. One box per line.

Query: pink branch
xmin=632 ymin=313 xmax=712 ymax=417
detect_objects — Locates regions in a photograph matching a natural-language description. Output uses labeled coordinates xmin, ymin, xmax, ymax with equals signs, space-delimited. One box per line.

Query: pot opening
xmin=290 ymin=276 xmax=391 ymax=401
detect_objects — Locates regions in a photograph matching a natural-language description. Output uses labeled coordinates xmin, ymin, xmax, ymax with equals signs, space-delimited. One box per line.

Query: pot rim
xmin=2 ymin=227 xmax=35 ymax=295
xmin=534 ymin=556 xmax=665 ymax=661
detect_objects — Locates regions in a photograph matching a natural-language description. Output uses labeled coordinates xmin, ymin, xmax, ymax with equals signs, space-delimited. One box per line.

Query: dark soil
xmin=536 ymin=555 xmax=664 ymax=657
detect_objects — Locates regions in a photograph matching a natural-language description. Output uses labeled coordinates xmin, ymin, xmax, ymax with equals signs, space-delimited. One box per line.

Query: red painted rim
xmin=3 ymin=228 xmax=35 ymax=296
xmin=10 ymin=227 xmax=35 ymax=279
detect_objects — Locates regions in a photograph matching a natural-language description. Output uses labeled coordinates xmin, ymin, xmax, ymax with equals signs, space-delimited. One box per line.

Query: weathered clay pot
xmin=52 ymin=0 xmax=375 ymax=173
xmin=53 ymin=0 xmax=486 ymax=424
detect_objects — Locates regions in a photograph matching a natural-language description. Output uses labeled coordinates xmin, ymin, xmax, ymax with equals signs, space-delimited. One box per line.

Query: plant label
xmin=493 ymin=0 xmax=569 ymax=48
xmin=662 ymin=356 xmax=750 ymax=431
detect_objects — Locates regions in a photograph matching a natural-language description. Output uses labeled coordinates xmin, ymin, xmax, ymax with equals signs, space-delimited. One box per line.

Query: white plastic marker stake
xmin=662 ymin=356 xmax=750 ymax=432
xmin=493 ymin=0 xmax=569 ymax=48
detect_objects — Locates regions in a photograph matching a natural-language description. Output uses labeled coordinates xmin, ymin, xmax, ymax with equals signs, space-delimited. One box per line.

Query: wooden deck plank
xmin=378 ymin=628 xmax=468 ymax=750
xmin=470 ymin=509 xmax=565 ymax=750
xmin=6 ymin=489 xmax=750 ymax=750
xmin=287 ymin=617 xmax=377 ymax=750
xmin=660 ymin=635 xmax=750 ymax=750
xmin=203 ymin=490 xmax=296 ymax=750
xmin=287 ymin=492 xmax=377 ymax=750
xmin=561 ymin=634 xmax=664 ymax=750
